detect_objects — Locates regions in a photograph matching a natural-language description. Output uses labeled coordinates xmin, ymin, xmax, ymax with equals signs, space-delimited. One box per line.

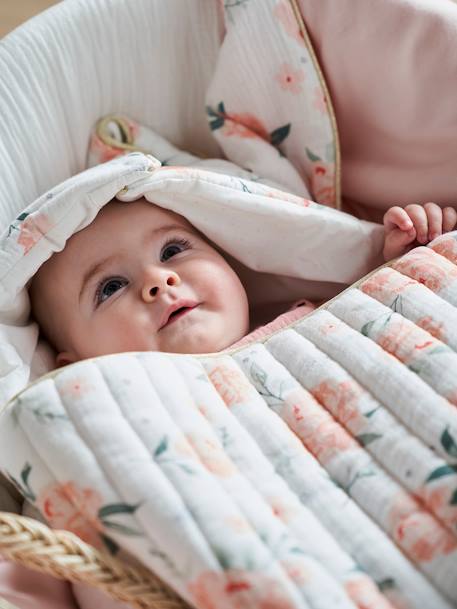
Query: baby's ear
xmin=55 ymin=351 xmax=76 ymax=368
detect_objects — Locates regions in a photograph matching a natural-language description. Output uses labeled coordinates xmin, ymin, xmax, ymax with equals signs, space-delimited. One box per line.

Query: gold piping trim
xmin=288 ymin=0 xmax=342 ymax=210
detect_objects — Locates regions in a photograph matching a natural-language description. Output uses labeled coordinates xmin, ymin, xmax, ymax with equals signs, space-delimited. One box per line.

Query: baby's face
xmin=31 ymin=199 xmax=249 ymax=365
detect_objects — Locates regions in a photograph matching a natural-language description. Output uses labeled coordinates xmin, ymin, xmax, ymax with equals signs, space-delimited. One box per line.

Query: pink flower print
xmin=387 ymin=493 xmax=457 ymax=562
xmin=306 ymin=418 xmax=357 ymax=466
xmin=318 ymin=319 xmax=340 ymax=335
xmin=393 ymin=248 xmax=457 ymax=294
xmin=282 ymin=388 xmax=358 ymax=464
xmin=59 ymin=377 xmax=93 ymax=400
xmin=312 ymin=379 xmax=366 ymax=435
xmin=208 ymin=363 xmax=253 ymax=408
xmin=360 ymin=271 xmax=392 ymax=299
xmin=416 ymin=316 xmax=446 ymax=342
xmin=264 ymin=188 xmax=312 ymax=207
xmin=225 ymin=515 xmax=251 ymax=533
xmin=431 ymin=234 xmax=457 ymax=265
xmin=89 ymin=133 xmax=124 ymax=164
xmin=281 ymin=561 xmax=310 ymax=587
xmin=313 ymin=86 xmax=328 ymax=115
xmin=269 ymin=496 xmax=299 ymax=524
xmin=360 ymin=268 xmax=415 ymax=300
xmin=310 ymin=160 xmax=336 ymax=206
xmin=273 ymin=0 xmax=305 ymax=46
xmin=186 ymin=433 xmax=236 ymax=478
xmin=275 ymin=62 xmax=305 ymax=95
xmin=37 ymin=481 xmax=104 ymax=549
xmin=345 ymin=576 xmax=394 ymax=609
xmin=17 ymin=213 xmax=52 ymax=255
xmin=222 ymin=112 xmax=270 ymax=141
xmin=421 ymin=484 xmax=457 ymax=530
xmin=173 ymin=436 xmax=198 ymax=460
xmin=376 ymin=318 xmax=414 ymax=361
xmin=188 ymin=569 xmax=297 ymax=609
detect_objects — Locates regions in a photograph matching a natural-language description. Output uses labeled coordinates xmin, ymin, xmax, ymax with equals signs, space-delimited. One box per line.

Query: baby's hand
xmin=383 ymin=203 xmax=457 ymax=261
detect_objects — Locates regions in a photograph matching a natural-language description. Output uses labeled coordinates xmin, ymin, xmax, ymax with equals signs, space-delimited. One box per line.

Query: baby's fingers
xmin=383 ymin=226 xmax=417 ymax=261
xmin=424 ymin=202 xmax=444 ymax=241
xmin=404 ymin=204 xmax=428 ymax=244
xmin=383 ymin=206 xmax=413 ymax=232
xmin=443 ymin=207 xmax=457 ymax=233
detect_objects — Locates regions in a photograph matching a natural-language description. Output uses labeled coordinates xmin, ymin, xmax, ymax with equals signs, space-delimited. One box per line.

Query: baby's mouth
xmin=160 ymin=302 xmax=199 ymax=329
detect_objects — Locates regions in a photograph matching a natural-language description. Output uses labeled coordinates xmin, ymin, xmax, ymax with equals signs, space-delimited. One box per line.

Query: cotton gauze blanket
xmin=0 ymin=153 xmax=456 ymax=609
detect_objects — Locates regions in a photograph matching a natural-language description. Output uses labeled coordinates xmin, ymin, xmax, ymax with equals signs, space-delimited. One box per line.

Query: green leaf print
xmin=239 ymin=180 xmax=252 ymax=193
xmin=224 ymin=0 xmax=250 ymax=8
xmin=250 ymin=362 xmax=268 ymax=388
xmin=377 ymin=578 xmax=395 ymax=592
xmin=426 ymin=464 xmax=457 ymax=483
xmin=102 ymin=521 xmax=142 ymax=536
xmin=206 ymin=105 xmax=219 ymax=118
xmin=177 ymin=462 xmax=196 ymax=475
xmin=270 ymin=124 xmax=291 ymax=147
xmin=31 ymin=404 xmax=69 ymax=424
xmin=99 ymin=503 xmax=142 ymax=537
xmin=450 ymin=489 xmax=457 ymax=505
xmin=356 ymin=433 xmax=382 ymax=447
xmin=7 ymin=212 xmax=30 ymax=237
xmin=206 ymin=104 xmax=225 ymax=131
xmin=208 ymin=117 xmax=225 ymax=131
xmin=361 ymin=319 xmax=376 ymax=337
xmin=305 ymin=147 xmax=321 ymax=162
xmin=441 ymin=427 xmax=457 ymax=458
xmin=391 ymin=295 xmax=404 ymax=315
xmin=364 ymin=407 xmax=379 ymax=418
xmin=213 ymin=546 xmax=233 ymax=570
xmin=100 ymin=533 xmax=120 ymax=555
xmin=98 ymin=502 xmax=140 ymax=519
xmin=154 ymin=436 xmax=169 ymax=457
xmin=8 ymin=463 xmax=36 ymax=501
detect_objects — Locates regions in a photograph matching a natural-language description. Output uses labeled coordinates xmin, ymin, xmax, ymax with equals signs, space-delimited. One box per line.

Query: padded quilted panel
xmin=2 ymin=238 xmax=457 ymax=608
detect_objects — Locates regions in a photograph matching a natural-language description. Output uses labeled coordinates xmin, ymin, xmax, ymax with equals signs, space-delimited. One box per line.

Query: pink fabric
xmin=230 ymin=300 xmax=315 ymax=349
xmin=298 ymin=0 xmax=457 ymax=221
xmin=0 ymin=555 xmax=78 ymax=609
xmin=0 ymin=556 xmax=134 ymax=609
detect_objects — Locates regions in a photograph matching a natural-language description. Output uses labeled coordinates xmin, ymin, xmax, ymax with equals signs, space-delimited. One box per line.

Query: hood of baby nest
xmin=0 ymin=153 xmax=383 ymax=404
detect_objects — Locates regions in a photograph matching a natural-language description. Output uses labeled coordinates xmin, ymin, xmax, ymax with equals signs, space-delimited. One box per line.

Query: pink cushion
xmin=299 ymin=0 xmax=457 ymax=217
xmin=0 ymin=556 xmax=78 ymax=609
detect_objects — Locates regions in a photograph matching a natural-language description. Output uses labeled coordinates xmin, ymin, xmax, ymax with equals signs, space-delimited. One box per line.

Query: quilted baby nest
xmin=2 ymin=233 xmax=457 ymax=609
xmin=2 ymin=0 xmax=457 ymax=607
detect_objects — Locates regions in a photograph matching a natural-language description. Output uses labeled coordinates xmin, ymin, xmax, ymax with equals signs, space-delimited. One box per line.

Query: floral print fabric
xmin=3 ymin=238 xmax=457 ymax=608
xmin=206 ymin=0 xmax=339 ymax=207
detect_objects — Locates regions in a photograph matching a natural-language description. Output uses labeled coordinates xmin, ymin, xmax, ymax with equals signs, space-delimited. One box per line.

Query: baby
xmin=30 ymin=199 xmax=457 ymax=366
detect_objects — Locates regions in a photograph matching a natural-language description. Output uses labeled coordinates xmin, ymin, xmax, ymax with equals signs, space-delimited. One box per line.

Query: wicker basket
xmin=0 ymin=512 xmax=189 ymax=609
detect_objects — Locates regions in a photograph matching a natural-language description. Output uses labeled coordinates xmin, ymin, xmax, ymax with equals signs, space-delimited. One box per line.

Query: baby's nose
xmin=141 ymin=269 xmax=181 ymax=302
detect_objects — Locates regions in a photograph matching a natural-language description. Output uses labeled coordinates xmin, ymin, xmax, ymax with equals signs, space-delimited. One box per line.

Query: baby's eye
xmin=160 ymin=238 xmax=191 ymax=262
xmin=96 ymin=277 xmax=128 ymax=305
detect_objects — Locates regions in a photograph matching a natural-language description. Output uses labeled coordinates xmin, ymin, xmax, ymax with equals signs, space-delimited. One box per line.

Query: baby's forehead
xmin=32 ymin=199 xmax=195 ymax=281
xmin=96 ymin=198 xmax=193 ymax=230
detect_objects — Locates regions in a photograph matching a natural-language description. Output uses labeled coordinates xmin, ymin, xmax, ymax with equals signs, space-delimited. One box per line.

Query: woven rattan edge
xmin=0 ymin=512 xmax=190 ymax=609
